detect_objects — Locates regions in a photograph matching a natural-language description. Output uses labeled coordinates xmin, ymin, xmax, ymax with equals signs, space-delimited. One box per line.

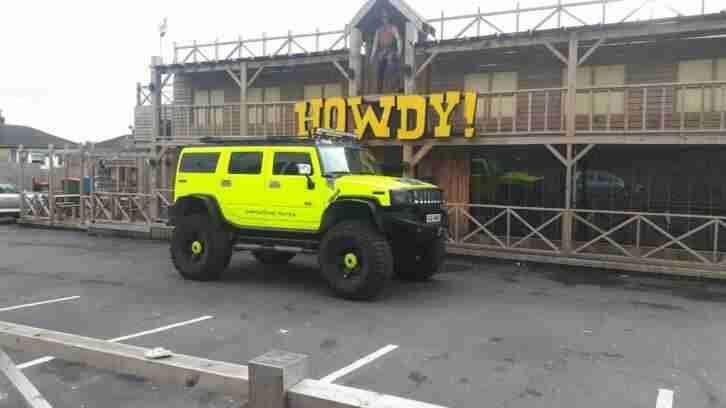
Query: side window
xmin=273 ymin=152 xmax=313 ymax=176
xmin=228 ymin=152 xmax=263 ymax=175
xmin=179 ymin=153 xmax=220 ymax=173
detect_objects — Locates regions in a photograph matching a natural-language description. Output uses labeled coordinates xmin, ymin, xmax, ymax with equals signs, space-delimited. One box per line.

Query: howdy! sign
xmin=294 ymin=92 xmax=478 ymax=140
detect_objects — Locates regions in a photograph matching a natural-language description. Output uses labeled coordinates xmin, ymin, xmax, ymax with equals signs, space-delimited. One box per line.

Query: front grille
xmin=412 ymin=189 xmax=444 ymax=208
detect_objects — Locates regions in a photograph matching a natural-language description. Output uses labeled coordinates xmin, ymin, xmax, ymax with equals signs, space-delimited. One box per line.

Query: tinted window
xmin=229 ymin=152 xmax=263 ymax=175
xmin=179 ymin=153 xmax=220 ymax=173
xmin=273 ymin=152 xmax=313 ymax=176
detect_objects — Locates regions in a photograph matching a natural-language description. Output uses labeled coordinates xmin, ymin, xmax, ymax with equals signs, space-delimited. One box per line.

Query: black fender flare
xmin=169 ymin=194 xmax=224 ymax=226
xmin=320 ymin=197 xmax=384 ymax=234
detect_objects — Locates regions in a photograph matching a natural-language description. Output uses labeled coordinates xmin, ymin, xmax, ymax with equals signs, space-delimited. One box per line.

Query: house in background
xmin=0 ymin=116 xmax=77 ymax=169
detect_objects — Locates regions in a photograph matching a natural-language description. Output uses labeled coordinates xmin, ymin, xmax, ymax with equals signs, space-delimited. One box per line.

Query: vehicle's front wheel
xmin=171 ymin=214 xmax=232 ymax=281
xmin=252 ymin=250 xmax=296 ymax=265
xmin=394 ymin=237 xmax=446 ymax=281
xmin=319 ymin=221 xmax=393 ymax=301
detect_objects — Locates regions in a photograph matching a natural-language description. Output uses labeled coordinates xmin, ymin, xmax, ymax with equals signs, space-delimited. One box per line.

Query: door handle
xmin=178 ymin=179 xmax=187 ymax=184
xmin=221 ymin=179 xmax=232 ymax=188
xmin=269 ymin=180 xmax=281 ymax=189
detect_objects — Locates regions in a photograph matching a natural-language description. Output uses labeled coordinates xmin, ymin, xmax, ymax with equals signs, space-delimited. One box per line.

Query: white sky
xmin=0 ymin=0 xmax=717 ymax=143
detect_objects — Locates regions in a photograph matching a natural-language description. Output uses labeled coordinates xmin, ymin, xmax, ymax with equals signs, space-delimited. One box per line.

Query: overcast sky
xmin=0 ymin=0 xmax=717 ymax=143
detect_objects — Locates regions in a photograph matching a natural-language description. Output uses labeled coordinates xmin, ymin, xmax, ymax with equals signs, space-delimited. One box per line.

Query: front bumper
xmin=381 ymin=208 xmax=448 ymax=243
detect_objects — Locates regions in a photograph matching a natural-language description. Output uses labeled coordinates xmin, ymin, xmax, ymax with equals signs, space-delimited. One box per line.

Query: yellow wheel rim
xmin=343 ymin=253 xmax=359 ymax=270
xmin=191 ymin=241 xmax=203 ymax=255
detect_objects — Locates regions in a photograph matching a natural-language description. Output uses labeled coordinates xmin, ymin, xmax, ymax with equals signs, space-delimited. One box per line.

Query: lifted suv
xmin=169 ymin=130 xmax=447 ymax=300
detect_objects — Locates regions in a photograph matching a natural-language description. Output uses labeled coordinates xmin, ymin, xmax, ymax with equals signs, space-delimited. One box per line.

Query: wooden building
xmin=137 ymin=0 xmax=726 ymax=277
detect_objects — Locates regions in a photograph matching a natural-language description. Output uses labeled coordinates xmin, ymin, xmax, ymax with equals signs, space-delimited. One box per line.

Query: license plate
xmin=426 ymin=214 xmax=442 ymax=224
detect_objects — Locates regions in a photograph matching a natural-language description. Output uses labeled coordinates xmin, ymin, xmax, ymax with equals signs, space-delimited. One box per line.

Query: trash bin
xmin=83 ymin=176 xmax=93 ymax=195
xmin=62 ymin=178 xmax=81 ymax=194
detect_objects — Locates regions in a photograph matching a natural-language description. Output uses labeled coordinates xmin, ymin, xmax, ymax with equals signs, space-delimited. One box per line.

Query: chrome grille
xmin=411 ymin=189 xmax=444 ymax=206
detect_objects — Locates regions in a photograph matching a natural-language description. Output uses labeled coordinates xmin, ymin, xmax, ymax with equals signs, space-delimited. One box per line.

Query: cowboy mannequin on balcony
xmin=370 ymin=10 xmax=403 ymax=94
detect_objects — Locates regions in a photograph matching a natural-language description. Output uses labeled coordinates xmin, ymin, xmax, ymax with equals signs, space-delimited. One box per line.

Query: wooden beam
xmin=225 ymin=68 xmax=243 ymax=88
xmin=0 ymin=321 xmax=249 ymax=398
xmin=403 ymin=145 xmax=414 ymax=177
xmin=578 ymin=38 xmax=605 ymax=65
xmin=332 ymin=60 xmax=350 ymax=81
xmin=545 ymin=144 xmax=568 ymax=167
xmin=248 ymin=66 xmax=266 ymax=88
xmin=415 ymin=51 xmax=439 ymax=78
xmin=411 ymin=141 xmax=435 ymax=166
xmin=543 ymin=41 xmax=568 ymax=65
xmin=572 ymin=144 xmax=596 ymax=164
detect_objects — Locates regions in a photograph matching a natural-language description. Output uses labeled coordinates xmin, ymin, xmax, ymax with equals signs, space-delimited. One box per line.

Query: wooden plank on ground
xmin=0 ymin=321 xmax=249 ymax=399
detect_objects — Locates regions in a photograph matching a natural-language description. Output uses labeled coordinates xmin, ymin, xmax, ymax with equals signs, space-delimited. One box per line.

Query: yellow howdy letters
xmin=294 ymin=92 xmax=477 ymax=140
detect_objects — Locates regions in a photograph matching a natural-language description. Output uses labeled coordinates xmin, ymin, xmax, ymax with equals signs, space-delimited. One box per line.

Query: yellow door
xmin=217 ymin=149 xmax=268 ymax=228
xmin=265 ymin=148 xmax=329 ymax=231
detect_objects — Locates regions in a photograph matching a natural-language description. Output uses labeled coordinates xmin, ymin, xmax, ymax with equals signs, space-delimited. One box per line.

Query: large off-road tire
xmin=252 ymin=250 xmax=296 ymax=265
xmin=394 ymin=237 xmax=446 ymax=281
xmin=171 ymin=214 xmax=232 ymax=281
xmin=319 ymin=221 xmax=393 ymax=301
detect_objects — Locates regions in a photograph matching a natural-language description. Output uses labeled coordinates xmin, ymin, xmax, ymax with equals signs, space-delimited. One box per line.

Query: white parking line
xmin=17 ymin=315 xmax=214 ymax=370
xmin=656 ymin=389 xmax=674 ymax=408
xmin=320 ymin=344 xmax=399 ymax=384
xmin=0 ymin=296 xmax=81 ymax=313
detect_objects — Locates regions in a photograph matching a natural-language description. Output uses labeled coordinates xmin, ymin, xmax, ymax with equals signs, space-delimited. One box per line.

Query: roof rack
xmin=197 ymin=129 xmax=360 ymax=147
xmin=309 ymin=128 xmax=359 ymax=142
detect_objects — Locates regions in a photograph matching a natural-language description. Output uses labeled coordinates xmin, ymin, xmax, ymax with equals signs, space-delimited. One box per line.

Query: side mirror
xmin=297 ymin=163 xmax=312 ymax=176
xmin=297 ymin=163 xmax=315 ymax=190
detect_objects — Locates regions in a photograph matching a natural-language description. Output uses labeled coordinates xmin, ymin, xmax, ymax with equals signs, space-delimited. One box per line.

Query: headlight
xmin=390 ymin=189 xmax=413 ymax=206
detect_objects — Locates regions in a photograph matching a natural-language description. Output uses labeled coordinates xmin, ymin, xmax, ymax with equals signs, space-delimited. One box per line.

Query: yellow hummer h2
xmin=169 ymin=129 xmax=447 ymax=300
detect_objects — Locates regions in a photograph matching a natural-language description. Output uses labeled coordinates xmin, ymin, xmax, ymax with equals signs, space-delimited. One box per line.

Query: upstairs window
xmin=567 ymin=65 xmax=625 ymax=115
xmin=465 ymin=72 xmax=518 ymax=118
xmin=248 ymin=87 xmax=281 ymax=125
xmin=193 ymin=89 xmax=224 ymax=127
xmin=678 ymin=59 xmax=726 ymax=113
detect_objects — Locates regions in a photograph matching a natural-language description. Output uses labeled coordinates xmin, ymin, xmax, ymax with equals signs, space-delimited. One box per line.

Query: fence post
xmin=79 ymin=144 xmax=87 ymax=225
xmin=249 ymin=351 xmax=309 ymax=408
xmin=18 ymin=145 xmax=26 ymax=219
xmin=48 ymin=144 xmax=55 ymax=224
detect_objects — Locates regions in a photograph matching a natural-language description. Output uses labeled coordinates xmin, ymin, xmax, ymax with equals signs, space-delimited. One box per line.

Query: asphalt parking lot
xmin=2 ymin=224 xmax=726 ymax=408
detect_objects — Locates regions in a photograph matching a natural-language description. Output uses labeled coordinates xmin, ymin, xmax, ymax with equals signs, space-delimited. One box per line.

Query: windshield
xmin=319 ymin=147 xmax=382 ymax=176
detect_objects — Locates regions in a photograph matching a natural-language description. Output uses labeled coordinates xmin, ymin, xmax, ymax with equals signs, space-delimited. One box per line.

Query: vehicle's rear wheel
xmin=319 ymin=221 xmax=393 ymax=301
xmin=171 ymin=214 xmax=232 ymax=281
xmin=252 ymin=250 xmax=296 ymax=265
xmin=394 ymin=237 xmax=446 ymax=281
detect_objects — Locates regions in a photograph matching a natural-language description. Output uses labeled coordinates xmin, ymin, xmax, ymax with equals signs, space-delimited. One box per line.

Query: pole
xmin=79 ymin=144 xmax=87 ymax=225
xmin=563 ymin=33 xmax=579 ymax=254
xmin=48 ymin=144 xmax=55 ymax=224
xmin=18 ymin=145 xmax=25 ymax=219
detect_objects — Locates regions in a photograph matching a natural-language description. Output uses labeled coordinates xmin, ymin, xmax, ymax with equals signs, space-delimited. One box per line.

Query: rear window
xmin=179 ymin=153 xmax=220 ymax=173
xmin=228 ymin=152 xmax=263 ymax=175
xmin=0 ymin=185 xmax=18 ymax=193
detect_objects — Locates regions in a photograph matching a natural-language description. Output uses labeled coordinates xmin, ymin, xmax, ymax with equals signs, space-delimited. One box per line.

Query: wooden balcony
xmin=148 ymin=80 xmax=726 ymax=146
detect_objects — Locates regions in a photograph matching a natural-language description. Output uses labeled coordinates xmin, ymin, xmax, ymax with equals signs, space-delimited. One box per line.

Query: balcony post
xmin=563 ymin=32 xmax=578 ymax=254
xmin=240 ymin=62 xmax=249 ymax=136
xmin=348 ymin=27 xmax=362 ymax=97
xmin=404 ymin=21 xmax=417 ymax=95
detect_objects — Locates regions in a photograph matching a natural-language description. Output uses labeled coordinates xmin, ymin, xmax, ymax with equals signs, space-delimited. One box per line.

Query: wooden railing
xmin=170 ymin=0 xmax=716 ymax=64
xmin=153 ymin=81 xmax=726 ymax=140
xmin=447 ymin=203 xmax=726 ymax=275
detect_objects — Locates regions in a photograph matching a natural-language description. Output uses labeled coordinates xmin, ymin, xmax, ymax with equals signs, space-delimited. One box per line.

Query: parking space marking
xmin=656 ymin=389 xmax=674 ymax=408
xmin=17 ymin=315 xmax=214 ymax=370
xmin=0 ymin=296 xmax=81 ymax=313
xmin=320 ymin=344 xmax=399 ymax=384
